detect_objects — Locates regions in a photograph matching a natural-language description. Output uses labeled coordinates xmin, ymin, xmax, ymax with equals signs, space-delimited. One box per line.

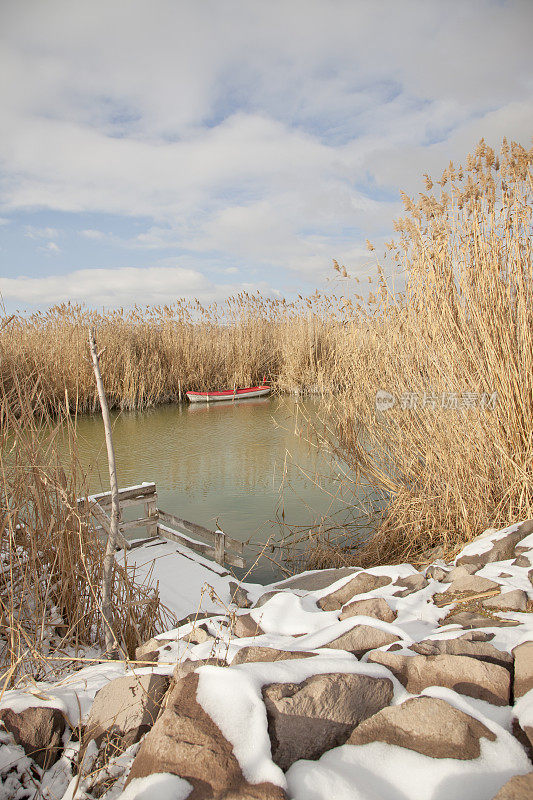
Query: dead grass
xmin=0 ymin=371 xmax=173 ymax=687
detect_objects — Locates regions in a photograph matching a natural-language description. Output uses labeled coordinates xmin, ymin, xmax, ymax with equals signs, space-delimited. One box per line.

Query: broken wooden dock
xmin=78 ymin=482 xmax=244 ymax=568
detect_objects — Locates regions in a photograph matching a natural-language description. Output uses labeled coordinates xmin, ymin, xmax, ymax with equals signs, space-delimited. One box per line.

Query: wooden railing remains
xmin=79 ymin=482 xmax=244 ymax=568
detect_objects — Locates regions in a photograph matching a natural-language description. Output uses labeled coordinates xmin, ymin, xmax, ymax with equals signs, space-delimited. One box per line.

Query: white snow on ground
xmin=118 ymin=774 xmax=192 ymax=800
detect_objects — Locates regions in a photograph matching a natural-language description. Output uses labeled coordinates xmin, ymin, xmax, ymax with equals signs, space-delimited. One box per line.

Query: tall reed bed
xmin=0 ymin=372 xmax=171 ymax=686
xmin=0 ymin=295 xmax=356 ymax=414
xmin=312 ymin=137 xmax=533 ymax=568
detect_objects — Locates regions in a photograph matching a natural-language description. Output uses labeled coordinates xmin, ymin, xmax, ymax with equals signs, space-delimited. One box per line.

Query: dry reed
xmin=0 ymin=369 xmax=173 ymax=687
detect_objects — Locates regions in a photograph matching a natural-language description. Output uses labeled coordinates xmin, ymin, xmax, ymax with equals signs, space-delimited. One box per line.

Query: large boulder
xmin=0 ymin=705 xmax=66 ymax=770
xmin=513 ymin=641 xmax=533 ymax=698
xmin=456 ymin=521 xmax=533 ymax=567
xmin=367 ymin=651 xmax=510 ymax=705
xmin=232 ymin=647 xmax=314 ymax=665
xmin=126 ymin=673 xmax=286 ymax=799
xmin=274 ymin=568 xmax=357 ymax=592
xmin=347 ymin=696 xmax=495 ymax=759
xmin=323 ymin=624 xmax=400 ymax=657
xmin=263 ymin=672 xmax=393 ymax=771
xmin=490 ymin=773 xmax=533 ymax=799
xmin=409 ymin=637 xmax=513 ymax=672
xmin=318 ymin=573 xmax=392 ymax=612
xmin=85 ymin=673 xmax=170 ymax=750
xmin=339 ymin=597 xmax=396 ymax=623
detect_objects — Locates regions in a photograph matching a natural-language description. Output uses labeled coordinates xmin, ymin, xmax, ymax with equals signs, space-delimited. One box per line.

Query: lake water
xmin=70 ymin=396 xmax=357 ymax=583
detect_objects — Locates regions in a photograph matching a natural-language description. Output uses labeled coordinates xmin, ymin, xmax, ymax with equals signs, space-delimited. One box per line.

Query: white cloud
xmin=1 ymin=0 xmax=531 ymax=293
xmin=24 ymin=226 xmax=61 ymax=240
xmin=0 ymin=265 xmax=278 ymax=308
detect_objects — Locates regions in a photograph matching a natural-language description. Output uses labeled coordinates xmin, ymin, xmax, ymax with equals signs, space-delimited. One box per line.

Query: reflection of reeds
xmin=0 ymin=295 xmax=358 ymax=413
xmin=0 ymin=372 xmax=172 ymax=686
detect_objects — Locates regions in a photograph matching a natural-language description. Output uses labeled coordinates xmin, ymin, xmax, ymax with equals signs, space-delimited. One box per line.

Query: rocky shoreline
xmin=1 ymin=521 xmax=533 ymax=799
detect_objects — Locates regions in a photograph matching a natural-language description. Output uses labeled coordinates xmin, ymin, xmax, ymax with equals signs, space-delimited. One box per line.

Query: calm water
xmin=70 ymin=397 xmax=354 ymax=582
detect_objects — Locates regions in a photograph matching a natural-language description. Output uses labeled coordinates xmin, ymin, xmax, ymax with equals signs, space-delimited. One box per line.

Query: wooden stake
xmin=88 ymin=328 xmax=123 ymax=657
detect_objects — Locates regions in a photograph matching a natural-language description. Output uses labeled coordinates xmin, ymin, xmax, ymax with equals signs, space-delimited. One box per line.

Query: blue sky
xmin=0 ymin=0 xmax=532 ymax=311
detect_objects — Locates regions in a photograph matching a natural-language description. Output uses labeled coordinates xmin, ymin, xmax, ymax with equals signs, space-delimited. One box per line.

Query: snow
xmin=2 ymin=519 xmax=533 ymax=800
xmin=286 ymin=735 xmax=531 ymax=800
xmin=119 ymin=774 xmax=192 ymax=800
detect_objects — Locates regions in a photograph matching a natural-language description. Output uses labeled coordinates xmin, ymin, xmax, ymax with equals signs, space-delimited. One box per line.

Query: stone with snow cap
xmin=273 ymin=567 xmax=357 ymax=593
xmin=483 ymin=589 xmax=528 ymax=612
xmin=0 ymin=705 xmax=66 ymax=770
xmin=339 ymin=596 xmax=397 ymax=623
xmin=231 ymin=613 xmax=265 ymax=638
xmin=263 ymin=671 xmax=393 ymax=771
xmin=318 ymin=573 xmax=392 ymax=611
xmin=323 ymin=623 xmax=400 ymax=657
xmin=409 ymin=637 xmax=513 ymax=672
xmin=392 ymin=573 xmax=429 ymax=597
xmin=126 ymin=672 xmax=286 ymax=799
xmin=367 ymin=650 xmax=510 ymax=705
xmin=229 ymin=581 xmax=252 ymax=609
xmin=425 ymin=564 xmax=448 ymax=581
xmin=513 ymin=641 xmax=533 ymax=698
xmin=441 ymin=610 xmax=519 ymax=628
xmin=84 ymin=673 xmax=170 ymax=750
xmin=490 ymin=772 xmax=533 ymax=799
xmin=347 ymin=696 xmax=496 ymax=759
xmin=456 ymin=520 xmax=533 ymax=567
xmin=444 ymin=574 xmax=500 ymax=594
xmin=232 ymin=646 xmax=314 ymax=665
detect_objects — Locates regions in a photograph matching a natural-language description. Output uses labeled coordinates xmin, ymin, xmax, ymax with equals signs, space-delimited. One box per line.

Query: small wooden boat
xmin=186 ymin=383 xmax=270 ymax=403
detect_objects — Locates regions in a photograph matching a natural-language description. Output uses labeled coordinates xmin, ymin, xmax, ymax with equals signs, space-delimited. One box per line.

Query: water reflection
xmin=68 ymin=397 xmax=351 ymax=582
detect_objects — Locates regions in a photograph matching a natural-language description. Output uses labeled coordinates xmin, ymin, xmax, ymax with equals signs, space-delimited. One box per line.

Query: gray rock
xmin=512 ymin=555 xmax=532 ymax=568
xmin=442 ymin=610 xmax=519 ymax=628
xmin=85 ymin=673 xmax=170 ymax=750
xmin=318 ymin=573 xmax=392 ymax=612
xmin=135 ymin=637 xmax=174 ymax=662
xmin=0 ymin=705 xmax=66 ymax=770
xmin=446 ymin=574 xmax=500 ymax=594
xmin=409 ymin=637 xmax=513 ymax=672
xmin=444 ymin=564 xmax=479 ymax=582
xmin=393 ymin=574 xmax=429 ymax=597
xmin=339 ymin=597 xmax=397 ymax=623
xmin=367 ymin=650 xmax=510 ymax=705
xmin=457 ymin=520 xmax=533 ymax=567
xmin=253 ymin=591 xmax=282 ymax=609
xmin=425 ymin=565 xmax=448 ymax=581
xmin=174 ymin=657 xmax=227 ymax=681
xmin=347 ymin=696 xmax=496 ymax=760
xmin=263 ymin=672 xmax=393 ymax=771
xmin=232 ymin=647 xmax=314 ymax=665
xmin=490 ymin=773 xmax=533 ymax=799
xmin=323 ymin=624 xmax=400 ymax=657
xmin=229 ymin=581 xmax=252 ymax=609
xmin=126 ymin=673 xmax=286 ymax=799
xmin=483 ymin=590 xmax=528 ymax=612
xmin=273 ymin=568 xmax=357 ymax=592
xmin=231 ymin=613 xmax=264 ymax=638
xmin=513 ymin=641 xmax=533 ymax=698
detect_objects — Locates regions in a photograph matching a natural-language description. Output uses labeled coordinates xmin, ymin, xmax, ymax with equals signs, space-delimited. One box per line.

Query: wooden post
xmin=178 ymin=379 xmax=182 ymax=403
xmin=88 ymin=328 xmax=122 ymax=657
xmin=144 ymin=496 xmax=158 ymax=538
xmin=214 ymin=529 xmax=225 ymax=565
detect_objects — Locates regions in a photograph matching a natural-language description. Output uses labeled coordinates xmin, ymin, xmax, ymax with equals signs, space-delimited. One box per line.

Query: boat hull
xmin=186 ymin=386 xmax=270 ymax=403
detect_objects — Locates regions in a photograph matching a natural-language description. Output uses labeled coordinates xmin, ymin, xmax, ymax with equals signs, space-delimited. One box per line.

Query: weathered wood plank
xmin=157 ymin=510 xmax=243 ymax=553
xmin=89 ymin=500 xmax=130 ymax=550
xmin=96 ymin=483 xmax=156 ymax=505
xmin=214 ymin=530 xmax=225 ymax=565
xmin=145 ymin=497 xmax=158 ymax=538
xmin=156 ymin=523 xmax=215 ymax=558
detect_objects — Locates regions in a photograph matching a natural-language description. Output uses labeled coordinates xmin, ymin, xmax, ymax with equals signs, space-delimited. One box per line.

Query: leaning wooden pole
xmin=88 ymin=328 xmax=121 ymax=656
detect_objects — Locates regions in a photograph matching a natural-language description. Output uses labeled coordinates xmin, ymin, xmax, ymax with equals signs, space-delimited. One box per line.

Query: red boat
xmin=186 ymin=382 xmax=270 ymax=403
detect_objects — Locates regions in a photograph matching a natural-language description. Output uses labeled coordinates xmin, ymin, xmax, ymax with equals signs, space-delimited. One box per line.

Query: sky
xmin=0 ymin=0 xmax=532 ymax=312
